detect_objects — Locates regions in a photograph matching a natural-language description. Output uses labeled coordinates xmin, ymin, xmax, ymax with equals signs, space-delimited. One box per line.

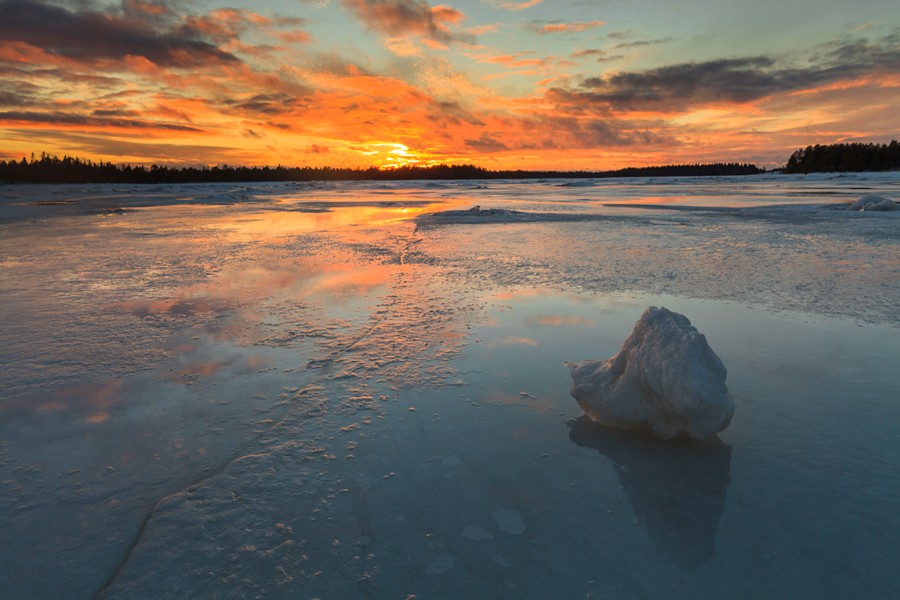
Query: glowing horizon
xmin=1 ymin=0 xmax=898 ymax=171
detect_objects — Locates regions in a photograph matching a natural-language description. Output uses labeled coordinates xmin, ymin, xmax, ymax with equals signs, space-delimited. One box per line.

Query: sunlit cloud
xmin=533 ymin=20 xmax=606 ymax=34
xmin=485 ymin=0 xmax=543 ymax=10
xmin=340 ymin=0 xmax=472 ymax=44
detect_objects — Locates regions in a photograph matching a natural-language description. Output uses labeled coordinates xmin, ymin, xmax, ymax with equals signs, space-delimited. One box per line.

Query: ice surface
xmin=568 ymin=307 xmax=734 ymax=440
xmin=2 ymin=174 xmax=899 ymax=599
xmin=415 ymin=204 xmax=612 ymax=226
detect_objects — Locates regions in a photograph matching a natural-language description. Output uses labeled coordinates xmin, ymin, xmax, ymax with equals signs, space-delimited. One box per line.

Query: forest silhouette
xmin=2 ymin=141 xmax=898 ymax=184
xmin=0 ymin=154 xmax=762 ymax=184
xmin=783 ymin=140 xmax=900 ymax=173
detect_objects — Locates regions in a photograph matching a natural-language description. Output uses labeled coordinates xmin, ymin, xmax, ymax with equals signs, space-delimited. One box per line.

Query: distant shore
xmin=2 ymin=140 xmax=897 ymax=184
xmin=0 ymin=155 xmax=763 ymax=185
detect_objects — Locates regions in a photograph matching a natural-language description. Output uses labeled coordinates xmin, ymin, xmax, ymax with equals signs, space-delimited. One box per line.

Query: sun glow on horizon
xmin=0 ymin=0 xmax=897 ymax=170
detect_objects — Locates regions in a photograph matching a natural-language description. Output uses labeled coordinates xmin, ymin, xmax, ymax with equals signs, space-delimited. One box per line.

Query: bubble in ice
xmin=426 ymin=553 xmax=455 ymax=574
xmin=491 ymin=508 xmax=527 ymax=534
xmin=568 ymin=306 xmax=734 ymax=441
xmin=462 ymin=524 xmax=494 ymax=541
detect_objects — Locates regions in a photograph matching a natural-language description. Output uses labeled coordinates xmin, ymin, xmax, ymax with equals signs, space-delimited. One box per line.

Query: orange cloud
xmin=487 ymin=0 xmax=543 ymax=10
xmin=537 ymin=20 xmax=606 ymax=34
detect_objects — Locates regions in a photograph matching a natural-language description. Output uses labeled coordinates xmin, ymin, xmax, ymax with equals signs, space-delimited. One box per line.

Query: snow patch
xmin=568 ymin=307 xmax=734 ymax=441
xmin=846 ymin=194 xmax=899 ymax=211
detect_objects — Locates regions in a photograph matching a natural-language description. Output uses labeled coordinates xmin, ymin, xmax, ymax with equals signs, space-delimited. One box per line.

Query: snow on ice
xmin=846 ymin=194 xmax=899 ymax=211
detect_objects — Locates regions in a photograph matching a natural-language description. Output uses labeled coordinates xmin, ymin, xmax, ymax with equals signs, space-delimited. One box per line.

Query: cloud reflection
xmin=525 ymin=315 xmax=596 ymax=327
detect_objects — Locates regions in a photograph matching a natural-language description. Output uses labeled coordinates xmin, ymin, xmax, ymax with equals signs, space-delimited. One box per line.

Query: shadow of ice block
xmin=567 ymin=416 xmax=731 ymax=569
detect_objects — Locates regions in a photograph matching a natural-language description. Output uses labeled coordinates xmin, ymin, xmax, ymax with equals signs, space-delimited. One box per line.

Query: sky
xmin=1 ymin=0 xmax=898 ymax=170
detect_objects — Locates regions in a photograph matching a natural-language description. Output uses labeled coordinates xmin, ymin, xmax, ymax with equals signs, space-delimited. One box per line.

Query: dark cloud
xmin=464 ymin=132 xmax=510 ymax=152
xmin=224 ymin=92 xmax=311 ymax=117
xmin=3 ymin=127 xmax=245 ymax=164
xmin=819 ymin=32 xmax=900 ymax=69
xmin=0 ymin=110 xmax=203 ymax=131
xmin=0 ymin=77 xmax=42 ymax=107
xmin=429 ymin=100 xmax=485 ymax=127
xmin=0 ymin=90 xmax=30 ymax=107
xmin=531 ymin=116 xmax=670 ymax=148
xmin=0 ymin=0 xmax=240 ymax=67
xmin=340 ymin=0 xmax=472 ymax=44
xmin=571 ymin=48 xmax=622 ymax=63
xmin=613 ymin=37 xmax=672 ymax=49
xmin=464 ymin=115 xmax=670 ymax=153
xmin=91 ymin=108 xmax=140 ymax=117
xmin=0 ymin=64 xmax=122 ymax=88
xmin=551 ymin=36 xmax=900 ymax=112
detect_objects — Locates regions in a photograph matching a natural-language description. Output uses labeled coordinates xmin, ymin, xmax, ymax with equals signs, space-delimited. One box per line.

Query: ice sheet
xmin=1 ymin=174 xmax=899 ymax=598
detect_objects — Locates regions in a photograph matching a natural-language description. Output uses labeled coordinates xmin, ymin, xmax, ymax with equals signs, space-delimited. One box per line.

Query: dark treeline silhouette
xmin=595 ymin=163 xmax=762 ymax=178
xmin=0 ymin=153 xmax=763 ymax=184
xmin=784 ymin=140 xmax=900 ymax=173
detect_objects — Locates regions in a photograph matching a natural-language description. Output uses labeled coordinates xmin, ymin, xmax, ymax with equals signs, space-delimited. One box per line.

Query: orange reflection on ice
xmin=492 ymin=288 xmax=553 ymax=302
xmin=526 ymin=315 xmax=596 ymax=327
xmin=31 ymin=379 xmax=127 ymax=424
xmin=84 ymin=412 xmax=110 ymax=424
xmin=208 ymin=203 xmax=441 ymax=239
xmin=310 ymin=262 xmax=393 ymax=296
xmin=487 ymin=335 xmax=538 ymax=347
xmin=614 ymin=195 xmax=691 ymax=205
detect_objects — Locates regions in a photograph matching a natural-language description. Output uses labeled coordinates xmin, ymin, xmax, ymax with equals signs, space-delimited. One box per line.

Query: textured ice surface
xmin=569 ymin=307 xmax=734 ymax=440
xmin=2 ymin=174 xmax=899 ymax=599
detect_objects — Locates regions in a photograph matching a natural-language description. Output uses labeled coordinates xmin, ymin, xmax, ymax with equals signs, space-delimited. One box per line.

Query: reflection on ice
xmin=568 ymin=416 xmax=731 ymax=569
xmin=1 ymin=175 xmax=899 ymax=599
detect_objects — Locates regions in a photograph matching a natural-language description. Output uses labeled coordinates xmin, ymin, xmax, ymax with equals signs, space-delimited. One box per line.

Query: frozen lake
xmin=1 ymin=174 xmax=899 ymax=599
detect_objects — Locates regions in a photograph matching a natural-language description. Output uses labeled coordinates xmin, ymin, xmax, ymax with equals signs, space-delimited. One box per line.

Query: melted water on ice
xmin=1 ymin=175 xmax=898 ymax=598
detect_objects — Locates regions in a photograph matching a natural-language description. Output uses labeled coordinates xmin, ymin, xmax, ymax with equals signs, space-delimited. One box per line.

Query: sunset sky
xmin=1 ymin=0 xmax=897 ymax=170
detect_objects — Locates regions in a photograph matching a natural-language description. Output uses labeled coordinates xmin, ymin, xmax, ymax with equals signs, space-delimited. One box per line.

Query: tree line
xmin=0 ymin=153 xmax=763 ymax=184
xmin=784 ymin=140 xmax=900 ymax=173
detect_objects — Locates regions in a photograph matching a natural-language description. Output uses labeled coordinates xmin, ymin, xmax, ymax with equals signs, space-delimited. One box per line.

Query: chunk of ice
xmin=568 ymin=306 xmax=734 ymax=440
xmin=847 ymin=194 xmax=899 ymax=211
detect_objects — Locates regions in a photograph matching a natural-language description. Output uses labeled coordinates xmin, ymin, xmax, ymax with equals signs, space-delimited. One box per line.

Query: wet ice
xmin=1 ymin=174 xmax=899 ymax=599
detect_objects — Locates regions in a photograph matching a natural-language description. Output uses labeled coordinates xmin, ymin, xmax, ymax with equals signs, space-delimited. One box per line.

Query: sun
xmin=357 ymin=142 xmax=441 ymax=169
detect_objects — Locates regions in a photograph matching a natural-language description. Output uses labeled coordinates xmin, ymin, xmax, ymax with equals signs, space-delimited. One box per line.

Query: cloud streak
xmin=533 ymin=20 xmax=605 ymax=34
xmin=0 ymin=110 xmax=203 ymax=131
